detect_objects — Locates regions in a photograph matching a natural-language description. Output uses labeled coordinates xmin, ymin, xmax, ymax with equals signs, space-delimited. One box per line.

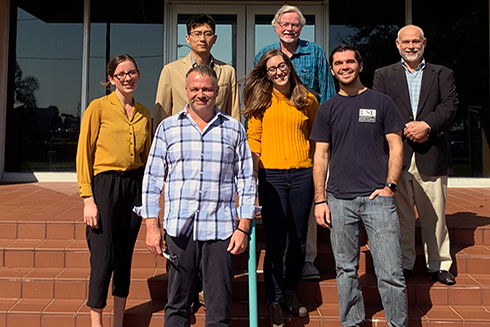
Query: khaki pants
xmin=395 ymin=154 xmax=452 ymax=272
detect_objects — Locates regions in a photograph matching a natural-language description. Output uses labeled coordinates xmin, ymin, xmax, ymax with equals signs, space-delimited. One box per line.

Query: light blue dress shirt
xmin=136 ymin=107 xmax=257 ymax=241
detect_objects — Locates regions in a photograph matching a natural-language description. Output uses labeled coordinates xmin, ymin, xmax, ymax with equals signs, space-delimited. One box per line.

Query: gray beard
xmin=279 ymin=36 xmax=297 ymax=44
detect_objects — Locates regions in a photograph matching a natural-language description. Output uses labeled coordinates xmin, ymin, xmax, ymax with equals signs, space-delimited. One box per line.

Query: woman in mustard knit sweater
xmin=243 ymin=49 xmax=319 ymax=327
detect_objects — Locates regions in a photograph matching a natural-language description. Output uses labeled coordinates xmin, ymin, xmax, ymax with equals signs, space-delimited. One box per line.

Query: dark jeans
xmin=164 ymin=234 xmax=235 ymax=327
xmin=258 ymin=168 xmax=313 ymax=303
xmin=86 ymin=168 xmax=143 ymax=309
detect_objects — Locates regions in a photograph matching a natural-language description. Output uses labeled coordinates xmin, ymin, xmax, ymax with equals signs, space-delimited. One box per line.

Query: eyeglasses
xmin=189 ymin=30 xmax=215 ymax=38
xmin=113 ymin=70 xmax=138 ymax=80
xmin=267 ymin=62 xmax=288 ymax=75
xmin=277 ymin=21 xmax=302 ymax=29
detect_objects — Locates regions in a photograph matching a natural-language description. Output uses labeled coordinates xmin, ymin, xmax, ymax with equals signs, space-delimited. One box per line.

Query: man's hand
xmin=369 ymin=187 xmax=395 ymax=200
xmin=145 ymin=218 xmax=164 ymax=256
xmin=315 ymin=203 xmax=331 ymax=229
xmin=83 ymin=196 xmax=99 ymax=229
xmin=227 ymin=219 xmax=251 ymax=255
xmin=404 ymin=121 xmax=430 ymax=143
xmin=227 ymin=229 xmax=249 ymax=255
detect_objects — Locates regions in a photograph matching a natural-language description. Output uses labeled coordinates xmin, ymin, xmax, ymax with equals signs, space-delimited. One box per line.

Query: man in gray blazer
xmin=373 ymin=25 xmax=458 ymax=285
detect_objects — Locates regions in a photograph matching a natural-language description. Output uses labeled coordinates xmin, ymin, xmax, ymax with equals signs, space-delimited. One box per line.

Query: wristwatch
xmin=386 ymin=183 xmax=398 ymax=192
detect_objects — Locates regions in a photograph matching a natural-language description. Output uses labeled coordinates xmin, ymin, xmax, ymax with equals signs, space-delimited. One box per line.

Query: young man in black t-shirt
xmin=310 ymin=45 xmax=408 ymax=327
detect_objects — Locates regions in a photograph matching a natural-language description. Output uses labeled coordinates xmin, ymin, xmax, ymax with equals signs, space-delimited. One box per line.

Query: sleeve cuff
xmin=132 ymin=205 xmax=161 ymax=219
xmin=79 ymin=184 xmax=93 ymax=197
xmin=237 ymin=205 xmax=261 ymax=220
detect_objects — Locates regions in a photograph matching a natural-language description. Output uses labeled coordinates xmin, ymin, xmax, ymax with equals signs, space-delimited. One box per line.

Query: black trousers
xmin=164 ymin=234 xmax=235 ymax=327
xmin=86 ymin=168 xmax=143 ymax=309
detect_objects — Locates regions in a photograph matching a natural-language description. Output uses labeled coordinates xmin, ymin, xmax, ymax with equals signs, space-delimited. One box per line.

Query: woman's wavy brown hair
xmin=242 ymin=49 xmax=312 ymax=120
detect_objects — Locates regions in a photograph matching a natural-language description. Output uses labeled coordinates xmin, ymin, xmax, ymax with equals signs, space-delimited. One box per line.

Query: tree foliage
xmin=14 ymin=61 xmax=39 ymax=108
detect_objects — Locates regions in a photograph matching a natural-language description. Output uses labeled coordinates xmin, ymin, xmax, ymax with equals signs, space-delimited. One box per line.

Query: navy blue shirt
xmin=310 ymin=89 xmax=405 ymax=199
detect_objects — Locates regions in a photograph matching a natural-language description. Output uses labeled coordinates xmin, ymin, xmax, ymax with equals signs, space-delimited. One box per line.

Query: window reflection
xmin=6 ymin=8 xmax=83 ymax=172
xmin=89 ymin=23 xmax=163 ymax=115
xmin=7 ymin=8 xmax=163 ymax=172
xmin=413 ymin=0 xmax=486 ymax=176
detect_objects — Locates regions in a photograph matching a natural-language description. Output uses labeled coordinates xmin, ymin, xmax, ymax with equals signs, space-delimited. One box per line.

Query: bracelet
xmin=254 ymin=169 xmax=259 ymax=173
xmin=314 ymin=200 xmax=326 ymax=205
xmin=237 ymin=227 xmax=249 ymax=235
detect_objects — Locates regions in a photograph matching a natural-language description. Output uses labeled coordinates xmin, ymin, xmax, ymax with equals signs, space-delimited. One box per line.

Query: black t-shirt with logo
xmin=310 ymin=89 xmax=405 ymax=199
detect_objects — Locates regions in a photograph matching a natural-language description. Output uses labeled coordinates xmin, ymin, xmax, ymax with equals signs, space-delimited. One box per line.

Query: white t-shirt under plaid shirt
xmin=137 ymin=106 xmax=257 ymax=241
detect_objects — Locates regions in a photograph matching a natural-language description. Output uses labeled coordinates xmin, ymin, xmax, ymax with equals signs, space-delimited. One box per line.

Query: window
xmin=6 ymin=7 xmax=83 ymax=172
xmin=413 ymin=0 xmax=488 ymax=176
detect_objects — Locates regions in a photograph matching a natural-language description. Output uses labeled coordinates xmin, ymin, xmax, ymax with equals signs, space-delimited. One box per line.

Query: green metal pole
xmin=248 ymin=219 xmax=258 ymax=327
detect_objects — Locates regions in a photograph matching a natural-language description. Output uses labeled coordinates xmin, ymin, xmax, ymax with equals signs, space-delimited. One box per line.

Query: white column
xmin=80 ymin=0 xmax=90 ymax=119
xmin=405 ymin=0 xmax=412 ymax=25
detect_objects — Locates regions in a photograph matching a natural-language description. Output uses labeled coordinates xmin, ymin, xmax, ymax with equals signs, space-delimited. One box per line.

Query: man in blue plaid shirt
xmin=254 ymin=4 xmax=336 ymax=281
xmin=138 ymin=65 xmax=257 ymax=327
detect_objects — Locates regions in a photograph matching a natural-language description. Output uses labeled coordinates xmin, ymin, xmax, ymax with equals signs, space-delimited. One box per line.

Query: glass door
xmin=169 ymin=3 xmax=327 ymax=89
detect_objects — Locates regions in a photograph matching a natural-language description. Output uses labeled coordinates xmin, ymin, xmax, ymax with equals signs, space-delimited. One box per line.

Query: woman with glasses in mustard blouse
xmin=243 ymin=49 xmax=319 ymax=327
xmin=76 ymin=54 xmax=151 ymax=327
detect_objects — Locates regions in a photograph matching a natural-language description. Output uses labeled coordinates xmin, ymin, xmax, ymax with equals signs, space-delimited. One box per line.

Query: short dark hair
xmin=185 ymin=65 xmax=218 ymax=88
xmin=186 ymin=13 xmax=216 ymax=34
xmin=329 ymin=44 xmax=363 ymax=67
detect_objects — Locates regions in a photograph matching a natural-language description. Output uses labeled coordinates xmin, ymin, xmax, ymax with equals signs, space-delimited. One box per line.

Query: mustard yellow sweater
xmin=247 ymin=91 xmax=319 ymax=169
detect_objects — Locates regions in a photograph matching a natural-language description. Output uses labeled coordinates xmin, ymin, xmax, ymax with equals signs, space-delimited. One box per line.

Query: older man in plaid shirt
xmin=137 ymin=65 xmax=257 ymax=327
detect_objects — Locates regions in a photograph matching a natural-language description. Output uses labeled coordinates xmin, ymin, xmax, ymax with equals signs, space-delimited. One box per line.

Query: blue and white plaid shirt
xmin=255 ymin=39 xmax=336 ymax=104
xmin=136 ymin=106 xmax=257 ymax=241
xmin=402 ymin=58 xmax=425 ymax=118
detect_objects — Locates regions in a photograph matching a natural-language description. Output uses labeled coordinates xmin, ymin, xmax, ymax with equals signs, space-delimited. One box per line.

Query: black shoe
xmin=403 ymin=269 xmax=413 ymax=279
xmin=281 ymin=290 xmax=307 ymax=317
xmin=269 ymin=302 xmax=284 ymax=327
xmin=430 ymin=270 xmax=456 ymax=285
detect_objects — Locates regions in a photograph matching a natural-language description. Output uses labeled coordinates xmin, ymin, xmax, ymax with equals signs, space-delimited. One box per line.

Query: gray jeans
xmin=328 ymin=193 xmax=408 ymax=327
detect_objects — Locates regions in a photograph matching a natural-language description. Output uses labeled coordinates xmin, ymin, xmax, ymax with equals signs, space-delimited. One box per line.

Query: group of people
xmin=76 ymin=5 xmax=458 ymax=327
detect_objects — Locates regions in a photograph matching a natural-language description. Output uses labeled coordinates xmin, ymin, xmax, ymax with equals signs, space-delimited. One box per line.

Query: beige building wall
xmin=0 ymin=0 xmax=10 ymax=180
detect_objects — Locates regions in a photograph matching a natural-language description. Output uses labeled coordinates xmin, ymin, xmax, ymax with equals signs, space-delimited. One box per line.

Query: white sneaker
xmin=301 ymin=261 xmax=320 ymax=280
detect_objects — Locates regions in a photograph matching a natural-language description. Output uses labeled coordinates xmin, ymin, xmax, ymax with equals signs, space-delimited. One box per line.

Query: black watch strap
xmin=386 ymin=183 xmax=398 ymax=192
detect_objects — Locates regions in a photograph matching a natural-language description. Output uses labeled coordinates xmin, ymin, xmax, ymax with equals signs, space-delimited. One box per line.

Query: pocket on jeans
xmin=376 ymin=195 xmax=396 ymax=205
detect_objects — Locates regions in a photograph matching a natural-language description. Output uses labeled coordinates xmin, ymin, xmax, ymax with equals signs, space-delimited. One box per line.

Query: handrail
xmin=248 ymin=219 xmax=258 ymax=327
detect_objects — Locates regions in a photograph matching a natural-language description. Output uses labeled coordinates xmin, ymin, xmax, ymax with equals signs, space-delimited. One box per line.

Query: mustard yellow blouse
xmin=247 ymin=91 xmax=319 ymax=169
xmin=76 ymin=92 xmax=152 ymax=197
